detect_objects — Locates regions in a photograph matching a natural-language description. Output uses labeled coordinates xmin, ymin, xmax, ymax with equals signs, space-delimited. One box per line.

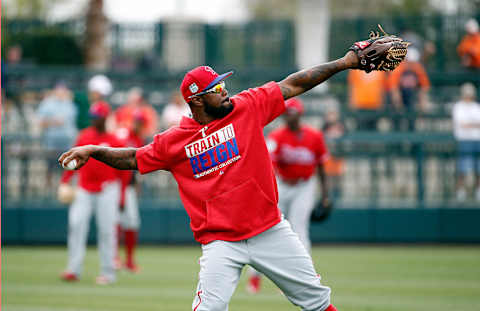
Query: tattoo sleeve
xmin=279 ymin=56 xmax=353 ymax=100
xmin=91 ymin=146 xmax=138 ymax=170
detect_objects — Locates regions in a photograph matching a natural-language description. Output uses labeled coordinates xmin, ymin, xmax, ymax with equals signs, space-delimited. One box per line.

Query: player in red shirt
xmin=114 ymin=110 xmax=147 ymax=272
xmin=58 ymin=50 xmax=363 ymax=310
xmin=247 ymin=98 xmax=330 ymax=293
xmin=59 ymin=101 xmax=125 ymax=285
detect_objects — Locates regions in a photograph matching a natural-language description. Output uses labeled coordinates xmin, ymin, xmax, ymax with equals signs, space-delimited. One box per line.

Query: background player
xmin=114 ymin=110 xmax=147 ymax=272
xmin=247 ymin=97 xmax=330 ymax=294
xmin=58 ymin=40 xmax=396 ymax=310
xmin=59 ymin=101 xmax=125 ymax=285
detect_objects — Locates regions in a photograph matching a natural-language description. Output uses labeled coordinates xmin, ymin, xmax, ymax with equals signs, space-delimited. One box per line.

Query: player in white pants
xmin=59 ymin=52 xmax=373 ymax=309
xmin=247 ymin=98 xmax=330 ymax=293
xmin=60 ymin=101 xmax=125 ymax=285
xmin=114 ymin=113 xmax=146 ymax=272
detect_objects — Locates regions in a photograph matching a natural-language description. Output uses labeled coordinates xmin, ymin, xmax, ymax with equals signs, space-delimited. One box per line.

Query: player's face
xmin=201 ymin=86 xmax=233 ymax=119
xmin=91 ymin=117 xmax=106 ymax=129
xmin=284 ymin=110 xmax=301 ymax=128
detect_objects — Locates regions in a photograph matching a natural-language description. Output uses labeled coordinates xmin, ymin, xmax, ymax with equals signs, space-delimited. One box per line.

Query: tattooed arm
xmin=58 ymin=145 xmax=138 ymax=170
xmin=278 ymin=50 xmax=359 ymax=100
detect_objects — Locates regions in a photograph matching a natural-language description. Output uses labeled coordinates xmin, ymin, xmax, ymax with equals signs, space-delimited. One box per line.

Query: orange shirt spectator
xmin=348 ymin=70 xmax=387 ymax=110
xmin=388 ymin=48 xmax=430 ymax=112
xmin=115 ymin=87 xmax=158 ymax=139
xmin=457 ymin=18 xmax=480 ymax=69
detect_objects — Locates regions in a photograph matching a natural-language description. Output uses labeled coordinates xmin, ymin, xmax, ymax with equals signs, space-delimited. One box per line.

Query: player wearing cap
xmin=59 ymin=51 xmax=362 ymax=310
xmin=59 ymin=101 xmax=126 ymax=285
xmin=269 ymin=98 xmax=330 ymax=250
xmin=114 ymin=110 xmax=147 ymax=272
xmin=247 ymin=97 xmax=330 ymax=293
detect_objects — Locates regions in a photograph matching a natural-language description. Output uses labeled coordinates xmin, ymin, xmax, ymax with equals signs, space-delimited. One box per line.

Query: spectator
xmin=3 ymin=45 xmax=24 ymax=97
xmin=115 ymin=87 xmax=158 ymax=139
xmin=400 ymin=27 xmax=436 ymax=64
xmin=452 ymin=83 xmax=480 ymax=202
xmin=75 ymin=75 xmax=113 ymax=130
xmin=388 ymin=47 xmax=431 ymax=131
xmin=348 ymin=69 xmax=387 ymax=130
xmin=322 ymin=107 xmax=346 ymax=200
xmin=36 ymin=82 xmax=78 ymax=189
xmin=457 ymin=19 xmax=480 ymax=69
xmin=161 ymin=91 xmax=191 ymax=128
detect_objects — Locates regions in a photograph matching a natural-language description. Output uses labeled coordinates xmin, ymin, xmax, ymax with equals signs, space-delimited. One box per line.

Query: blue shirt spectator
xmin=37 ymin=83 xmax=78 ymax=151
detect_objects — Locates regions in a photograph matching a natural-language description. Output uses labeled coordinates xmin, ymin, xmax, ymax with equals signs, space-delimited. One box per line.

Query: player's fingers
xmin=58 ymin=150 xmax=73 ymax=166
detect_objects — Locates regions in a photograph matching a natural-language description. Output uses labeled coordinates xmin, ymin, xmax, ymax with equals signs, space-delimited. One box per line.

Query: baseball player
xmin=59 ymin=34 xmax=407 ymax=308
xmin=59 ymin=101 xmax=126 ymax=285
xmin=247 ymin=97 xmax=330 ymax=293
xmin=114 ymin=110 xmax=147 ymax=272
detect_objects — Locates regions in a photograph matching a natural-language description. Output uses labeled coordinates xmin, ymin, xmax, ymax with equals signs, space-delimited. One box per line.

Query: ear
xmin=189 ymin=96 xmax=204 ymax=108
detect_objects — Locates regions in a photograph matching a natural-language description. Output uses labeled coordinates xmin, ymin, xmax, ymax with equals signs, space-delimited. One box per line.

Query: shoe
xmin=60 ymin=271 xmax=78 ymax=282
xmin=125 ymin=262 xmax=140 ymax=273
xmin=95 ymin=275 xmax=115 ymax=285
xmin=246 ymin=275 xmax=261 ymax=294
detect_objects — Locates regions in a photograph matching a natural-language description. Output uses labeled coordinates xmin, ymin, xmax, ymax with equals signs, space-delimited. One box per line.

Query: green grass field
xmin=2 ymin=245 xmax=480 ymax=311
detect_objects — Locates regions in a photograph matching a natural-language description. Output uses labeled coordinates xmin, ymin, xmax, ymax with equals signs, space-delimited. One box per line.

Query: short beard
xmin=204 ymin=99 xmax=234 ymax=119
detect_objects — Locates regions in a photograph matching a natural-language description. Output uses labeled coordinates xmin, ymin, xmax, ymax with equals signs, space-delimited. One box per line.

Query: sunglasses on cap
xmin=188 ymin=81 xmax=226 ymax=99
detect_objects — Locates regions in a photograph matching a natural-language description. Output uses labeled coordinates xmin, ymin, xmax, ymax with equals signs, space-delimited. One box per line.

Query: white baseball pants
xmin=66 ymin=181 xmax=120 ymax=281
xmin=192 ymin=219 xmax=331 ymax=311
xmin=277 ymin=177 xmax=316 ymax=252
xmin=118 ymin=185 xmax=141 ymax=230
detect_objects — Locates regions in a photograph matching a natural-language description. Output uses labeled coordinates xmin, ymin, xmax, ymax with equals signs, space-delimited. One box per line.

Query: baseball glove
xmin=310 ymin=198 xmax=333 ymax=223
xmin=349 ymin=24 xmax=410 ymax=73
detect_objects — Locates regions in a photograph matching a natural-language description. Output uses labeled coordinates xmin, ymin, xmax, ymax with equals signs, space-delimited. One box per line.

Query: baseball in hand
xmin=62 ymin=159 xmax=77 ymax=170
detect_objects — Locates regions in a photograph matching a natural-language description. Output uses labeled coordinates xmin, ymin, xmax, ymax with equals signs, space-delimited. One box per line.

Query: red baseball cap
xmin=89 ymin=101 xmax=111 ymax=118
xmin=285 ymin=98 xmax=304 ymax=115
xmin=180 ymin=66 xmax=233 ymax=102
xmin=133 ymin=109 xmax=147 ymax=123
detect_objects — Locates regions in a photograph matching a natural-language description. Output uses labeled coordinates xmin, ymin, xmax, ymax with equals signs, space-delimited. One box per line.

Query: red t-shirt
xmin=61 ymin=127 xmax=124 ymax=192
xmin=136 ymin=82 xmax=285 ymax=244
xmin=267 ymin=126 xmax=329 ymax=181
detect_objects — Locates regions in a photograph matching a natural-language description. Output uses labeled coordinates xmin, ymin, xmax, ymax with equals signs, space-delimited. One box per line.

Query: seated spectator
xmin=348 ymin=69 xmax=387 ymax=130
xmin=36 ymin=82 xmax=78 ymax=188
xmin=452 ymin=83 xmax=480 ymax=202
xmin=115 ymin=87 xmax=158 ymax=139
xmin=161 ymin=91 xmax=191 ymax=128
xmin=388 ymin=47 xmax=430 ymax=131
xmin=457 ymin=19 xmax=480 ymax=69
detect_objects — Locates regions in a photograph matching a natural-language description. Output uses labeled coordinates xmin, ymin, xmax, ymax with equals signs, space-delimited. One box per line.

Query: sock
xmin=115 ymin=225 xmax=123 ymax=260
xmin=324 ymin=304 xmax=338 ymax=311
xmin=124 ymin=230 xmax=138 ymax=266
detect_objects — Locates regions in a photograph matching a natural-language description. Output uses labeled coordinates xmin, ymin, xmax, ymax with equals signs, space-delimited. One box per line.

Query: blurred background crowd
xmin=2 ymin=0 xmax=480 ymax=209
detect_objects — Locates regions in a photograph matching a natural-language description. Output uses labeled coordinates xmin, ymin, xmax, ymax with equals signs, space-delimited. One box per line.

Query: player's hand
xmin=58 ymin=145 xmax=97 ymax=170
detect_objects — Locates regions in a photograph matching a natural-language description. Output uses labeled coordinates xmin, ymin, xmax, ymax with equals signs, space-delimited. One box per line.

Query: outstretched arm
xmin=58 ymin=145 xmax=138 ymax=170
xmin=278 ymin=51 xmax=359 ymax=100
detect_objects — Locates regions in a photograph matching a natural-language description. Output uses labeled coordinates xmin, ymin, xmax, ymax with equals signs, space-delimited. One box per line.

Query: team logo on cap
xmin=204 ymin=66 xmax=216 ymax=75
xmin=189 ymin=83 xmax=199 ymax=93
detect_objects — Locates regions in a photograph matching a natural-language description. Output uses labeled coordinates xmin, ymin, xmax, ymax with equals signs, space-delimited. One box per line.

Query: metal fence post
xmin=415 ymin=142 xmax=425 ymax=207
